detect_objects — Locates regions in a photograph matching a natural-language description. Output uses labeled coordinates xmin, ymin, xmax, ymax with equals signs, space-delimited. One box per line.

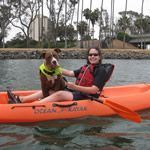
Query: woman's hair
xmin=86 ymin=47 xmax=102 ymax=64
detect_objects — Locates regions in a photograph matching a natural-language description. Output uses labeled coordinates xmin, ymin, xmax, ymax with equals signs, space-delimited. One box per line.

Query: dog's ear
xmin=41 ymin=50 xmax=47 ymax=58
xmin=54 ymin=48 xmax=61 ymax=54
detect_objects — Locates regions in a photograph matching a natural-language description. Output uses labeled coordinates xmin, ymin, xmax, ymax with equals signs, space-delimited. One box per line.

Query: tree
xmin=70 ymin=0 xmax=79 ymax=25
xmin=83 ymin=8 xmax=100 ymax=39
xmin=140 ymin=0 xmax=144 ymax=49
xmin=47 ymin=0 xmax=59 ymax=45
xmin=124 ymin=10 xmax=139 ymax=34
xmin=117 ymin=16 xmax=131 ymax=32
xmin=83 ymin=7 xmax=91 ymax=34
xmin=0 ymin=2 xmax=12 ymax=48
xmin=116 ymin=0 xmax=131 ymax=48
xmin=101 ymin=10 xmax=109 ymax=39
xmin=46 ymin=0 xmax=78 ymax=47
xmin=83 ymin=8 xmax=91 ymax=22
xmin=117 ymin=32 xmax=131 ymax=42
xmin=67 ymin=24 xmax=77 ymax=41
xmin=109 ymin=0 xmax=115 ymax=48
xmin=77 ymin=21 xmax=88 ymax=40
xmin=123 ymin=0 xmax=128 ymax=48
xmin=89 ymin=8 xmax=100 ymax=39
xmin=57 ymin=23 xmax=76 ymax=41
xmin=142 ymin=16 xmax=150 ymax=33
xmin=6 ymin=32 xmax=38 ymax=48
xmin=99 ymin=0 xmax=103 ymax=46
xmin=10 ymin=0 xmax=41 ymax=47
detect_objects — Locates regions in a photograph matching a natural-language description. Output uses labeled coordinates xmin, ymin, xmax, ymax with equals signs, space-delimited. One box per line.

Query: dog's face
xmin=45 ymin=51 xmax=59 ymax=68
xmin=42 ymin=48 xmax=61 ymax=69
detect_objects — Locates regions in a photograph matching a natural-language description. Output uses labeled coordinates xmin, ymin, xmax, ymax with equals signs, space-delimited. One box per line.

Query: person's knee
xmin=53 ymin=91 xmax=73 ymax=101
xmin=55 ymin=91 xmax=65 ymax=98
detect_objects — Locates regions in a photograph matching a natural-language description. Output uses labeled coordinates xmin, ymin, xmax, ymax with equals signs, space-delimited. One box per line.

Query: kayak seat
xmin=7 ymin=90 xmax=22 ymax=104
xmin=103 ymin=63 xmax=114 ymax=83
xmin=99 ymin=63 xmax=114 ymax=95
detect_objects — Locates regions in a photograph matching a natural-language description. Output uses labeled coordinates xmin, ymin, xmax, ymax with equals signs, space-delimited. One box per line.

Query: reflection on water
xmin=0 ymin=111 xmax=149 ymax=150
xmin=0 ymin=111 xmax=149 ymax=149
xmin=0 ymin=59 xmax=150 ymax=149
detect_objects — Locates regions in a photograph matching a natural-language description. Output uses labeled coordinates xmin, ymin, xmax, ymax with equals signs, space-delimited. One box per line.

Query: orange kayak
xmin=0 ymin=84 xmax=150 ymax=123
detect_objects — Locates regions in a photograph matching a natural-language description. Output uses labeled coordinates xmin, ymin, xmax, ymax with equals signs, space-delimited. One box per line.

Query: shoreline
xmin=0 ymin=48 xmax=150 ymax=59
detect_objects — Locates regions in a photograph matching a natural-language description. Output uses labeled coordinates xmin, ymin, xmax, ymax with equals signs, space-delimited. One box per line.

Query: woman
xmin=9 ymin=47 xmax=106 ymax=103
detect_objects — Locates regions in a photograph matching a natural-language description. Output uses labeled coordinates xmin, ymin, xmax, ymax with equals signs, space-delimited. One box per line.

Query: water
xmin=0 ymin=59 xmax=150 ymax=150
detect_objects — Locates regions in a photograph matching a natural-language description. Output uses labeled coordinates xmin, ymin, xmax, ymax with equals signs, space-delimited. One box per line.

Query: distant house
xmin=129 ymin=34 xmax=150 ymax=49
xmin=29 ymin=16 xmax=49 ymax=41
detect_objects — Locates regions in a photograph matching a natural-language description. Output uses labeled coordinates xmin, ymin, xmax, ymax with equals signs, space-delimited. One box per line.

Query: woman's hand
xmin=66 ymin=82 xmax=76 ymax=90
xmin=66 ymin=82 xmax=99 ymax=94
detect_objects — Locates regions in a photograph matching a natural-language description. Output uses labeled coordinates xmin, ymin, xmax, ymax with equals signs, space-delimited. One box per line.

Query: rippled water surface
xmin=0 ymin=59 xmax=150 ymax=150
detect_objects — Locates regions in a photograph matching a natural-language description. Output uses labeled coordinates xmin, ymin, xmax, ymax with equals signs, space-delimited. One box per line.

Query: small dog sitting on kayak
xmin=39 ymin=48 xmax=66 ymax=97
xmin=8 ymin=48 xmax=66 ymax=103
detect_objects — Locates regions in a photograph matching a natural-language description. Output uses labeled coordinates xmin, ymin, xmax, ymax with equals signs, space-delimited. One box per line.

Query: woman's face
xmin=88 ymin=48 xmax=101 ymax=64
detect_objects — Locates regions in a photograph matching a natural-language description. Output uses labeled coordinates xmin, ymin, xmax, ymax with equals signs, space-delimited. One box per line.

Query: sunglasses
xmin=88 ymin=53 xmax=99 ymax=57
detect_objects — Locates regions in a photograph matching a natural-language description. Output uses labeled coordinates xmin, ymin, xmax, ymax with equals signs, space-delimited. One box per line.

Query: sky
xmin=6 ymin=0 xmax=150 ymax=41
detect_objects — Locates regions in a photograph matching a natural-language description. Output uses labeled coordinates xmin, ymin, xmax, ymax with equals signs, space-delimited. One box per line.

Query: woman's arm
xmin=62 ymin=69 xmax=75 ymax=77
xmin=66 ymin=82 xmax=99 ymax=94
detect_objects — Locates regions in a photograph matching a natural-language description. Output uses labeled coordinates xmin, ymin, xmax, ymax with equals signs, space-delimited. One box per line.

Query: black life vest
xmin=75 ymin=64 xmax=94 ymax=86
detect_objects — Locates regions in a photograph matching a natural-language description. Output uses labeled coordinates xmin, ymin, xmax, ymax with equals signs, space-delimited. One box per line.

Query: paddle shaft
xmin=88 ymin=95 xmax=103 ymax=103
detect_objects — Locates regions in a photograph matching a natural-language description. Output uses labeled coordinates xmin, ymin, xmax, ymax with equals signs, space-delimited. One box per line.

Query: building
xmin=129 ymin=34 xmax=150 ymax=49
xmin=29 ymin=15 xmax=49 ymax=41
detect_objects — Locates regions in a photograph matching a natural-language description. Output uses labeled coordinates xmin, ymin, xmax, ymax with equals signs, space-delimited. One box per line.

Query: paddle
xmin=88 ymin=96 xmax=141 ymax=123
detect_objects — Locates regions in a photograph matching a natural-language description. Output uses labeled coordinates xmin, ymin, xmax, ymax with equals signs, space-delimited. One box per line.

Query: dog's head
xmin=42 ymin=48 xmax=61 ymax=69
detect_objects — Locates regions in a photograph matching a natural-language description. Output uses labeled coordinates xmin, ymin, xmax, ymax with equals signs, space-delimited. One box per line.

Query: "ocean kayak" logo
xmin=34 ymin=106 xmax=87 ymax=114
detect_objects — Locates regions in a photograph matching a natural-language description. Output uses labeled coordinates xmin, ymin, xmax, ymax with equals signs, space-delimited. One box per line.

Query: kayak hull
xmin=0 ymin=84 xmax=150 ymax=123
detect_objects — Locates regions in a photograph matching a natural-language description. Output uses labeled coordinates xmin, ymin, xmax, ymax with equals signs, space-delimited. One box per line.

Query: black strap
xmin=43 ymin=69 xmax=55 ymax=76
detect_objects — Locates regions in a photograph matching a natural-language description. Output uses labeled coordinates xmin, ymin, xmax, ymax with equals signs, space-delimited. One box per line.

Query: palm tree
xmin=80 ymin=0 xmax=84 ymax=47
xmin=81 ymin=0 xmax=83 ymax=22
xmin=83 ymin=8 xmax=91 ymax=43
xmin=123 ymin=0 xmax=128 ymax=48
xmin=140 ymin=0 xmax=144 ymax=49
xmin=76 ymin=0 xmax=80 ymax=40
xmin=38 ymin=0 xmax=41 ymax=47
xmin=83 ymin=0 xmax=92 ymax=46
xmin=90 ymin=9 xmax=100 ymax=39
xmin=65 ymin=0 xmax=67 ymax=48
xmin=41 ymin=0 xmax=44 ymax=47
xmin=89 ymin=0 xmax=92 ymax=37
xmin=99 ymin=0 xmax=103 ymax=47
xmin=77 ymin=21 xmax=88 ymax=40
xmin=109 ymin=0 xmax=115 ymax=48
xmin=112 ymin=0 xmax=115 ymax=42
xmin=83 ymin=7 xmax=100 ymax=40
xmin=70 ymin=0 xmax=78 ymax=25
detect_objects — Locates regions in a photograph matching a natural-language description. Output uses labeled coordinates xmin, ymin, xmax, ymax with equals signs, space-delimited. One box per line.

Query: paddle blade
xmin=104 ymin=100 xmax=141 ymax=123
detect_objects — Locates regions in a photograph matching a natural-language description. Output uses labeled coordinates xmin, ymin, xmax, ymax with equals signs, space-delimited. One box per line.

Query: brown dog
xmin=39 ymin=48 xmax=66 ymax=98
